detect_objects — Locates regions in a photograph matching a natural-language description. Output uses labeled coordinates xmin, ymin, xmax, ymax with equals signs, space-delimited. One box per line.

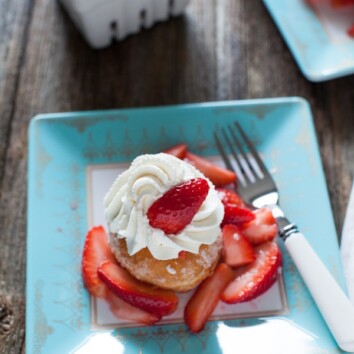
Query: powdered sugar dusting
xmin=233 ymin=232 xmax=240 ymax=241
xmin=195 ymin=237 xmax=222 ymax=269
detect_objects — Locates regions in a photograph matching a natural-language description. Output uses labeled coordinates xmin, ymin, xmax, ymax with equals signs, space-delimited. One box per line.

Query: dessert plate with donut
xmin=27 ymin=98 xmax=347 ymax=353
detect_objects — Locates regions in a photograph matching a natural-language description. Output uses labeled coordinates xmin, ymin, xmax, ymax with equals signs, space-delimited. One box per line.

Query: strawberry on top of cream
xmin=104 ymin=153 xmax=224 ymax=261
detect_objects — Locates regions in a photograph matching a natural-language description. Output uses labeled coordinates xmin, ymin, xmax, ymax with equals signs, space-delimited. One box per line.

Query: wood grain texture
xmin=0 ymin=0 xmax=353 ymax=353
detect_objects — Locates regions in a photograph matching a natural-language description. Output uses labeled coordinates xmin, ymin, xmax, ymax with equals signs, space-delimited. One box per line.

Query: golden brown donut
xmin=109 ymin=235 xmax=222 ymax=292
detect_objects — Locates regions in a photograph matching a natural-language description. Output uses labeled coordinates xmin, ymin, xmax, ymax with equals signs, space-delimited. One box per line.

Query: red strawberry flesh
xmin=217 ymin=188 xmax=254 ymax=226
xmin=147 ymin=178 xmax=209 ymax=235
xmin=184 ymin=263 xmax=235 ymax=333
xmin=106 ymin=290 xmax=161 ymax=325
xmin=163 ymin=144 xmax=188 ymax=159
xmin=217 ymin=188 xmax=244 ymax=206
xmin=331 ymin=0 xmax=354 ymax=6
xmin=222 ymin=224 xmax=256 ymax=267
xmin=223 ymin=204 xmax=255 ymax=225
xmin=221 ymin=241 xmax=282 ymax=304
xmin=82 ymin=226 xmax=117 ymax=298
xmin=98 ymin=260 xmax=179 ymax=317
xmin=348 ymin=24 xmax=354 ymax=38
xmin=240 ymin=208 xmax=278 ymax=245
xmin=184 ymin=152 xmax=236 ymax=187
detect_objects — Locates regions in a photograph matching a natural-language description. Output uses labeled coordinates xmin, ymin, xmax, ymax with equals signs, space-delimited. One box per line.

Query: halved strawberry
xmin=184 ymin=263 xmax=235 ymax=333
xmin=184 ymin=152 xmax=236 ymax=187
xmin=147 ymin=178 xmax=209 ymax=235
xmin=221 ymin=241 xmax=282 ymax=304
xmin=217 ymin=188 xmax=244 ymax=206
xmin=163 ymin=143 xmax=188 ymax=159
xmin=82 ymin=226 xmax=117 ymax=298
xmin=98 ymin=260 xmax=179 ymax=317
xmin=239 ymin=208 xmax=278 ymax=245
xmin=106 ymin=290 xmax=161 ymax=325
xmin=222 ymin=224 xmax=256 ymax=267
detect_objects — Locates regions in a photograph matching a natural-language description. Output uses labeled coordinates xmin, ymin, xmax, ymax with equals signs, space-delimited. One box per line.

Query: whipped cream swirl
xmin=104 ymin=153 xmax=224 ymax=260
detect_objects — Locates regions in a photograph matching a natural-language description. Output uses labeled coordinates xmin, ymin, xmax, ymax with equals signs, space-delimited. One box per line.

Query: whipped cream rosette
xmin=104 ymin=153 xmax=224 ymax=260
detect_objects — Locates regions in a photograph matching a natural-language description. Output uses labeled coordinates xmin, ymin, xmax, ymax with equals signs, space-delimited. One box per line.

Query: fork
xmin=214 ymin=122 xmax=354 ymax=353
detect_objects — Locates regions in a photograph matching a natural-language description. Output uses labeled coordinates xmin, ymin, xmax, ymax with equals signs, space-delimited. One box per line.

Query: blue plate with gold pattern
xmin=263 ymin=0 xmax=354 ymax=81
xmin=27 ymin=98 xmax=346 ymax=353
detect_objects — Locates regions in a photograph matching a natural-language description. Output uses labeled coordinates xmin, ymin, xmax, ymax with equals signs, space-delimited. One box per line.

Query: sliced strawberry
xmin=147 ymin=178 xmax=209 ymax=235
xmin=106 ymin=290 xmax=160 ymax=325
xmin=223 ymin=204 xmax=255 ymax=226
xmin=221 ymin=241 xmax=282 ymax=304
xmin=82 ymin=226 xmax=117 ymax=298
xmin=184 ymin=152 xmax=236 ymax=187
xmin=216 ymin=188 xmax=254 ymax=226
xmin=184 ymin=263 xmax=235 ymax=333
xmin=163 ymin=143 xmax=188 ymax=159
xmin=239 ymin=208 xmax=278 ymax=245
xmin=217 ymin=188 xmax=244 ymax=206
xmin=222 ymin=224 xmax=256 ymax=267
xmin=98 ymin=260 xmax=179 ymax=317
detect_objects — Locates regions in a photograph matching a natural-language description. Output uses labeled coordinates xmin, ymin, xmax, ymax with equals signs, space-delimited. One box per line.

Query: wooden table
xmin=0 ymin=1 xmax=353 ymax=353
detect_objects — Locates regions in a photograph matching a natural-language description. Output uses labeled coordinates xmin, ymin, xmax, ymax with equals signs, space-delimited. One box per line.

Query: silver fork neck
xmin=270 ymin=204 xmax=298 ymax=240
xmin=252 ymin=192 xmax=278 ymax=208
xmin=270 ymin=204 xmax=289 ymax=228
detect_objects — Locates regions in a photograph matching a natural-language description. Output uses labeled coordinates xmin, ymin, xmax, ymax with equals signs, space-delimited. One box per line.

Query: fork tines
xmin=214 ymin=122 xmax=270 ymax=188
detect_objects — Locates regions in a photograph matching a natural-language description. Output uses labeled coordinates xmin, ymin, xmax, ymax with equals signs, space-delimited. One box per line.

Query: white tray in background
xmin=60 ymin=0 xmax=189 ymax=48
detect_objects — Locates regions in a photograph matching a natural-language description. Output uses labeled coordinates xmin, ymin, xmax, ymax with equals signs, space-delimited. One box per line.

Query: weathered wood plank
xmin=0 ymin=0 xmax=33 ymax=182
xmin=0 ymin=0 xmax=34 ymax=353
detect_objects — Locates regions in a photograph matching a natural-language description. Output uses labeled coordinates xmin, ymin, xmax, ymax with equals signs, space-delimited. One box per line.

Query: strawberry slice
xmin=217 ymin=188 xmax=254 ymax=226
xmin=217 ymin=188 xmax=244 ymax=206
xmin=82 ymin=226 xmax=117 ymax=298
xmin=222 ymin=224 xmax=256 ymax=267
xmin=106 ymin=290 xmax=161 ymax=325
xmin=239 ymin=208 xmax=278 ymax=245
xmin=184 ymin=263 xmax=235 ymax=333
xmin=98 ymin=260 xmax=179 ymax=317
xmin=147 ymin=178 xmax=209 ymax=235
xmin=163 ymin=143 xmax=188 ymax=159
xmin=223 ymin=204 xmax=255 ymax=225
xmin=221 ymin=241 xmax=282 ymax=304
xmin=82 ymin=226 xmax=161 ymax=325
xmin=184 ymin=152 xmax=236 ymax=187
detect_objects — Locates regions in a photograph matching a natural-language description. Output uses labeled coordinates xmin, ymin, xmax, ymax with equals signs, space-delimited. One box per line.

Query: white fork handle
xmin=284 ymin=232 xmax=354 ymax=352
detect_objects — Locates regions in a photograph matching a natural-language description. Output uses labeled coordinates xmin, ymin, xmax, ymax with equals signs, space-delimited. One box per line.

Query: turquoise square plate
xmin=27 ymin=98 xmax=346 ymax=353
xmin=263 ymin=0 xmax=354 ymax=81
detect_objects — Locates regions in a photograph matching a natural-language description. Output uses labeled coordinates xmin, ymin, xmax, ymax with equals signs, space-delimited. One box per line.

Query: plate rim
xmin=262 ymin=0 xmax=354 ymax=82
